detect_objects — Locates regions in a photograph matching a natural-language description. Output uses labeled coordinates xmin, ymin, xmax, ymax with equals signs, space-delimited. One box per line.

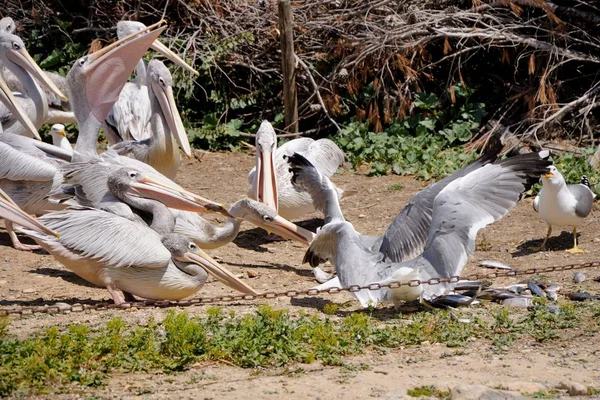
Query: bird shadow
xmin=222 ymin=260 xmax=316 ymax=278
xmin=513 ymin=231 xmax=577 ymax=257
xmin=27 ymin=267 xmax=99 ymax=288
xmin=233 ymin=218 xmax=323 ymax=251
xmin=0 ymin=231 xmax=43 ymax=250
xmin=0 ymin=297 xmax=107 ymax=307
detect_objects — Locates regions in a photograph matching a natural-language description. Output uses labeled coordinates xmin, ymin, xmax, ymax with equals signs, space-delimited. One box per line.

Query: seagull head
xmin=540 ymin=165 xmax=564 ymax=186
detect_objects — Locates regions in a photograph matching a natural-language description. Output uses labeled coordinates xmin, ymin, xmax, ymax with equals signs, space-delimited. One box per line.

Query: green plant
xmin=407 ymin=385 xmax=450 ymax=399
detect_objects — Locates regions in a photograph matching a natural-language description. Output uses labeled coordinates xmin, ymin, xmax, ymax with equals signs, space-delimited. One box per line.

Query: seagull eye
xmin=12 ymin=42 xmax=20 ymax=50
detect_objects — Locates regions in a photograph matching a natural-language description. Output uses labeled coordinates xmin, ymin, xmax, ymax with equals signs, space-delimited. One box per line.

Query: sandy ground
xmin=1 ymin=151 xmax=600 ymax=398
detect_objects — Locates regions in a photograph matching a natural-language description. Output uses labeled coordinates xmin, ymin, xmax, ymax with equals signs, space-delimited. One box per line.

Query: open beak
xmin=127 ymin=173 xmax=232 ymax=218
xmin=255 ymin=149 xmax=279 ymax=211
xmin=542 ymin=172 xmax=554 ymax=178
xmin=0 ymin=74 xmax=40 ymax=139
xmin=0 ymin=190 xmax=59 ymax=238
xmin=82 ymin=20 xmax=168 ymax=123
xmin=7 ymin=44 xmax=67 ymax=101
xmin=258 ymin=215 xmax=315 ymax=245
xmin=153 ymin=81 xmax=192 ymax=157
xmin=150 ymin=39 xmax=199 ymax=76
xmin=182 ymin=250 xmax=258 ymax=295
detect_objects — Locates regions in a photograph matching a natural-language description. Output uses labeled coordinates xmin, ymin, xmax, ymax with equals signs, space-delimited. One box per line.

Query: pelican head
xmin=230 ymin=198 xmax=315 ymax=245
xmin=0 ymin=189 xmax=59 ymax=238
xmin=147 ymin=60 xmax=191 ymax=157
xmin=0 ymin=73 xmax=39 ymax=138
xmin=254 ymin=120 xmax=279 ymax=211
xmin=116 ymin=20 xmax=198 ymax=76
xmin=162 ymin=233 xmax=258 ymax=294
xmin=0 ymin=17 xmax=15 ymax=34
xmin=107 ymin=167 xmax=232 ymax=217
xmin=0 ymin=32 xmax=66 ymax=101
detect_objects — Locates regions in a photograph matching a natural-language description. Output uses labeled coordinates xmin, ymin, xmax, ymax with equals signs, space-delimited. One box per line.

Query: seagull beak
xmin=7 ymin=44 xmax=67 ymax=101
xmin=542 ymin=172 xmax=554 ymax=178
xmin=0 ymin=190 xmax=59 ymax=238
xmin=182 ymin=250 xmax=258 ymax=295
xmin=58 ymin=129 xmax=67 ymax=137
xmin=150 ymin=39 xmax=199 ymax=76
xmin=153 ymin=81 xmax=192 ymax=157
xmin=82 ymin=20 xmax=167 ymax=123
xmin=0 ymin=74 xmax=40 ymax=140
xmin=258 ymin=215 xmax=315 ymax=245
xmin=128 ymin=173 xmax=232 ymax=218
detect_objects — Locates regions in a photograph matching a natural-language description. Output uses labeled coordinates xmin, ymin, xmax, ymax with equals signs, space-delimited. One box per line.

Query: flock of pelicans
xmin=0 ymin=18 xmax=597 ymax=309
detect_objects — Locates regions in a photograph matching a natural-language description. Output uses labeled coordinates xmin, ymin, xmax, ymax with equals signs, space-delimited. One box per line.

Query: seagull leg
xmin=5 ymin=220 xmax=43 ymax=251
xmin=565 ymin=226 xmax=584 ymax=253
xmin=529 ymin=224 xmax=552 ymax=252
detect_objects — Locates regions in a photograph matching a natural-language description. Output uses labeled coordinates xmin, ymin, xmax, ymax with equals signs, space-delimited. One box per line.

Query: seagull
xmin=287 ymin=150 xmax=552 ymax=307
xmin=532 ymin=165 xmax=595 ymax=253
xmin=49 ymin=124 xmax=72 ymax=151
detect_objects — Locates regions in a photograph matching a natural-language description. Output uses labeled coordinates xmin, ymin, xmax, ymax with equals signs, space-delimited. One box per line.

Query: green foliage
xmin=0 ymin=302 xmax=596 ymax=396
xmin=408 ymin=385 xmax=450 ymax=399
xmin=335 ymin=84 xmax=486 ymax=179
xmin=550 ymin=149 xmax=600 ymax=196
xmin=388 ymin=184 xmax=405 ymax=192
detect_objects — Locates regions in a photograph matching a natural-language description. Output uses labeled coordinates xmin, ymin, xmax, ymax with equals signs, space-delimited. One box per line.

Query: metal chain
xmin=1 ymin=261 xmax=599 ymax=317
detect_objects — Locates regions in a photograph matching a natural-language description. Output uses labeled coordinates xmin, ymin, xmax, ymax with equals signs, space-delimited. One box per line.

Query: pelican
xmin=0 ymin=17 xmax=15 ymax=33
xmin=287 ymin=151 xmax=552 ymax=307
xmin=248 ymin=120 xmax=347 ymax=220
xmin=0 ymin=32 xmax=67 ymax=136
xmin=0 ymin=21 xmax=172 ymax=250
xmin=112 ymin=60 xmax=191 ymax=178
xmin=0 ymin=187 xmax=60 ymax=240
xmin=104 ymin=20 xmax=198 ymax=144
xmin=19 ymin=209 xmax=256 ymax=304
xmin=49 ymin=124 xmax=72 ymax=151
xmin=532 ymin=165 xmax=595 ymax=253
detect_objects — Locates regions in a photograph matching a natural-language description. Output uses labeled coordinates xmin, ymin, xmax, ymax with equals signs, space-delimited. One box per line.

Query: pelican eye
xmin=263 ymin=215 xmax=274 ymax=222
xmin=128 ymin=171 xmax=139 ymax=179
xmin=159 ymin=77 xmax=166 ymax=86
xmin=188 ymin=243 xmax=198 ymax=251
xmin=12 ymin=42 xmax=20 ymax=50
xmin=78 ymin=57 xmax=87 ymax=67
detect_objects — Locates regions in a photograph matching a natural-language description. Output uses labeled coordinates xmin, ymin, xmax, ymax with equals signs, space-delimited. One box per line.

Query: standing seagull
xmin=288 ymin=151 xmax=551 ymax=307
xmin=532 ymin=165 xmax=595 ymax=253
xmin=248 ymin=120 xmax=346 ymax=220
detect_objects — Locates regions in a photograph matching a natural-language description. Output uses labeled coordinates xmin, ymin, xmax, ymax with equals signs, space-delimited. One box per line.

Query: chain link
xmin=1 ymin=261 xmax=599 ymax=317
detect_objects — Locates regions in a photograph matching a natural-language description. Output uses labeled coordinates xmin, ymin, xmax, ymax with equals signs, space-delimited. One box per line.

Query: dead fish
xmin=527 ymin=281 xmax=546 ymax=298
xmin=477 ymin=260 xmax=514 ymax=270
xmin=454 ymin=281 xmax=492 ymax=291
xmin=568 ymin=292 xmax=600 ymax=301
xmin=428 ymin=294 xmax=480 ymax=308
xmin=503 ymin=297 xmax=533 ymax=308
xmin=505 ymin=284 xmax=528 ymax=295
xmin=573 ymin=272 xmax=586 ymax=283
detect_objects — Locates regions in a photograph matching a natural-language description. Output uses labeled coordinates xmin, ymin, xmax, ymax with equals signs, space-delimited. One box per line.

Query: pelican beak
xmin=258 ymin=215 xmax=315 ymax=245
xmin=7 ymin=43 xmax=67 ymax=101
xmin=81 ymin=20 xmax=167 ymax=123
xmin=0 ymin=74 xmax=40 ymax=140
xmin=153 ymin=81 xmax=192 ymax=157
xmin=182 ymin=249 xmax=258 ymax=295
xmin=150 ymin=39 xmax=199 ymax=76
xmin=0 ymin=190 xmax=59 ymax=238
xmin=128 ymin=173 xmax=232 ymax=218
xmin=255 ymin=121 xmax=279 ymax=211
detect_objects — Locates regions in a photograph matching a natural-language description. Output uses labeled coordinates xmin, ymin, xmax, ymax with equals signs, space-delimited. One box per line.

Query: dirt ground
xmin=1 ymin=151 xmax=600 ymax=399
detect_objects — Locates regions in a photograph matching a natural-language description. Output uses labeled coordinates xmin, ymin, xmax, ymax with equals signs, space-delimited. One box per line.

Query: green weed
xmin=408 ymin=385 xmax=450 ymax=399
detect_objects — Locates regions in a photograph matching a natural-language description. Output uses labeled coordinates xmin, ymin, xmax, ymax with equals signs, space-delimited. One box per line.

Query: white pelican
xmin=248 ymin=120 xmax=346 ymax=220
xmin=0 ymin=17 xmax=15 ymax=33
xmin=0 ymin=32 xmax=67 ymax=136
xmin=111 ymin=60 xmax=191 ymax=178
xmin=287 ymin=151 xmax=552 ymax=307
xmin=0 ymin=187 xmax=60 ymax=240
xmin=532 ymin=165 xmax=595 ymax=253
xmin=104 ymin=20 xmax=198 ymax=144
xmin=49 ymin=124 xmax=72 ymax=151
xmin=20 ymin=209 xmax=256 ymax=304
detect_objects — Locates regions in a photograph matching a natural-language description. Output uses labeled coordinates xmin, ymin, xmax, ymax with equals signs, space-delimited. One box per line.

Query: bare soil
xmin=1 ymin=151 xmax=600 ymax=399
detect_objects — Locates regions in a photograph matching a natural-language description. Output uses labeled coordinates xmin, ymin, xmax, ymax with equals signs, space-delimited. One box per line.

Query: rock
xmin=358 ymin=214 xmax=366 ymax=218
xmin=451 ymin=384 xmax=522 ymax=400
xmin=21 ymin=288 xmax=37 ymax=294
xmin=547 ymin=304 xmax=560 ymax=314
xmin=573 ymin=272 xmax=586 ymax=283
xmin=246 ymin=270 xmax=259 ymax=278
xmin=557 ymin=381 xmax=588 ymax=396
xmin=53 ymin=302 xmax=71 ymax=311
xmin=503 ymin=297 xmax=532 ymax=308
xmin=502 ymin=381 xmax=547 ymax=394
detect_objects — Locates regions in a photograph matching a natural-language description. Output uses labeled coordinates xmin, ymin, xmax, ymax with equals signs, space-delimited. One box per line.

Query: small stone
xmin=573 ymin=272 xmax=586 ymax=283
xmin=547 ymin=304 xmax=560 ymax=314
xmin=557 ymin=381 xmax=588 ymax=396
xmin=565 ymin=349 xmax=578 ymax=357
xmin=246 ymin=270 xmax=259 ymax=278
xmin=53 ymin=302 xmax=71 ymax=311
xmin=22 ymin=288 xmax=36 ymax=294
xmin=358 ymin=214 xmax=366 ymax=218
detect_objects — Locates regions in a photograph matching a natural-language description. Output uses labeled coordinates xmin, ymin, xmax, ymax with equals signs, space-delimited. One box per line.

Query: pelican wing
xmin=0 ymin=141 xmax=57 ymax=181
xmin=106 ymin=83 xmax=152 ymax=142
xmin=278 ymin=138 xmax=345 ymax=178
xmin=379 ymin=146 xmax=502 ymax=263
xmin=24 ymin=208 xmax=170 ymax=269
xmin=414 ymin=151 xmax=551 ymax=298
